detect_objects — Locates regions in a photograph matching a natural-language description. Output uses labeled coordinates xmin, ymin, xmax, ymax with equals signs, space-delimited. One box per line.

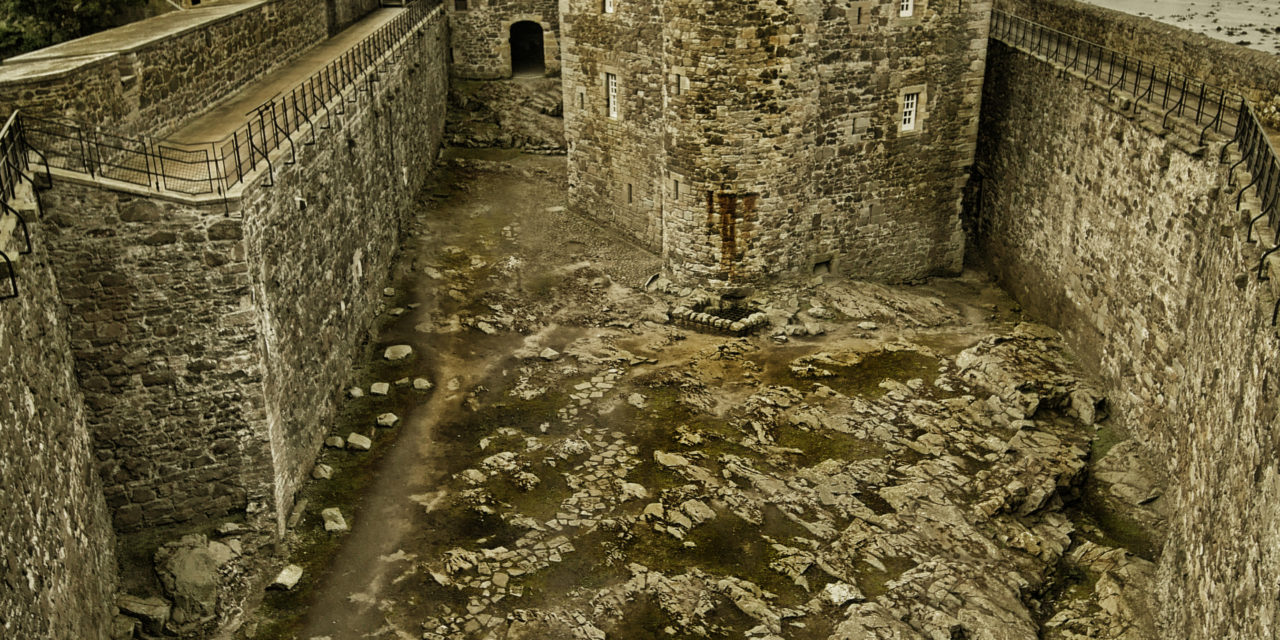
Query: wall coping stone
xmin=0 ymin=0 xmax=274 ymax=83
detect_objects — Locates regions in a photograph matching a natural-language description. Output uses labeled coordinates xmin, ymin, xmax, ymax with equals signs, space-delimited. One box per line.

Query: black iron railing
xmin=18 ymin=0 xmax=440 ymax=199
xmin=0 ymin=111 xmax=47 ymax=299
xmin=991 ymin=10 xmax=1280 ymax=322
xmin=990 ymin=10 xmax=1243 ymax=142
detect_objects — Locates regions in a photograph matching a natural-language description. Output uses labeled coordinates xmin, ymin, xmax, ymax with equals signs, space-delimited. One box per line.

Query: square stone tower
xmin=560 ymin=0 xmax=991 ymax=287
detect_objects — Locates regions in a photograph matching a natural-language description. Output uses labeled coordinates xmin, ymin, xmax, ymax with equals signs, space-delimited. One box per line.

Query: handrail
xmin=991 ymin=10 xmax=1280 ymax=322
xmin=989 ymin=10 xmax=1243 ymax=143
xmin=13 ymin=1 xmax=441 ymax=198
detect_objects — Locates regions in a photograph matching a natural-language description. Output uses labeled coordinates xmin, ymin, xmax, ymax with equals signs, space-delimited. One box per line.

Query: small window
xmin=901 ymin=92 xmax=918 ymax=131
xmin=673 ymin=179 xmax=680 ymax=199
xmin=606 ymin=73 xmax=619 ymax=119
xmin=899 ymin=0 xmax=913 ymax=17
xmin=578 ymin=90 xmax=585 ymax=110
xmin=603 ymin=0 xmax=615 ymax=13
xmin=627 ymin=183 xmax=634 ymax=203
xmin=455 ymin=0 xmax=468 ymax=10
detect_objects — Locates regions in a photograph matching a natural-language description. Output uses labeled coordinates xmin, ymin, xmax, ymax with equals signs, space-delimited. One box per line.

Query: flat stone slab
xmin=312 ymin=464 xmax=333 ymax=480
xmin=324 ymin=436 xmax=346 ymax=449
xmin=377 ymin=412 xmax=400 ymax=427
xmin=370 ymin=382 xmax=391 ymax=396
xmin=414 ymin=378 xmax=433 ymax=390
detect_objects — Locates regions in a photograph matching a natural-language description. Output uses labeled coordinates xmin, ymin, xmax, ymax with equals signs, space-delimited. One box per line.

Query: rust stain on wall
xmin=705 ymin=190 xmax=757 ymax=280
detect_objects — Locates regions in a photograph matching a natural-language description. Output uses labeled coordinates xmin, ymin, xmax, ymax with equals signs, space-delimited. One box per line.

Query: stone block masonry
xmin=449 ymin=0 xmax=562 ymax=79
xmin=0 ymin=0 xmax=327 ymax=139
xmin=34 ymin=6 xmax=450 ymax=535
xmin=563 ymin=0 xmax=990 ymax=288
xmin=240 ymin=9 xmax=450 ymax=532
xmin=333 ymin=0 xmax=385 ymax=34
xmin=972 ymin=40 xmax=1280 ymax=639
xmin=38 ymin=182 xmax=275 ymax=532
xmin=0 ymin=207 xmax=118 ymax=637
xmin=996 ymin=0 xmax=1280 ymax=108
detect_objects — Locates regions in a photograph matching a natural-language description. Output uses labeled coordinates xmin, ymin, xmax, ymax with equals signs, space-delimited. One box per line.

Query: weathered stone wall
xmin=804 ymin=0 xmax=988 ymax=282
xmin=561 ymin=0 xmax=665 ymax=250
xmin=563 ymin=0 xmax=989 ymax=287
xmin=448 ymin=0 xmax=561 ymax=79
xmin=972 ymin=41 xmax=1280 ymax=639
xmin=0 ymin=0 xmax=326 ymax=138
xmin=38 ymin=181 xmax=275 ymax=533
xmin=240 ymin=6 xmax=449 ymax=531
xmin=995 ymin=0 xmax=1280 ymax=108
xmin=0 ymin=203 xmax=119 ymax=638
xmin=332 ymin=0 xmax=383 ymax=34
xmin=31 ymin=5 xmax=449 ymax=537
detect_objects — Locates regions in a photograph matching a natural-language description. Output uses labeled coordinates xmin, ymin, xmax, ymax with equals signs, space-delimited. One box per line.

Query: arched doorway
xmin=509 ymin=22 xmax=545 ymax=76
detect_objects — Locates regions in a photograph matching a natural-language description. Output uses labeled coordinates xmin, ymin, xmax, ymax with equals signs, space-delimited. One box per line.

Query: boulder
xmin=312 ymin=463 xmax=333 ymax=480
xmin=376 ymin=412 xmax=400 ymax=427
xmin=154 ymin=537 xmax=221 ymax=632
xmin=347 ymin=433 xmax=373 ymax=450
xmin=370 ymin=382 xmax=391 ymax=396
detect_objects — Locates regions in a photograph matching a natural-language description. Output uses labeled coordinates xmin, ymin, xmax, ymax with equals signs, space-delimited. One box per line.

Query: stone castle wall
xmin=30 ymin=6 xmax=449 ymax=535
xmin=0 ymin=0 xmax=326 ymax=138
xmin=0 ymin=201 xmax=119 ymax=638
xmin=241 ymin=9 xmax=449 ymax=531
xmin=995 ymin=0 xmax=1280 ymax=108
xmin=38 ymin=182 xmax=275 ymax=532
xmin=972 ymin=40 xmax=1280 ymax=639
xmin=449 ymin=0 xmax=561 ymax=79
xmin=561 ymin=0 xmax=665 ymax=250
xmin=563 ymin=0 xmax=989 ymax=287
xmin=333 ymin=0 xmax=384 ymax=33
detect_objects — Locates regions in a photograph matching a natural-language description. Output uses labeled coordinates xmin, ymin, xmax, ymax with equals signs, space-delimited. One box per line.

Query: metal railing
xmin=990 ymin=10 xmax=1243 ymax=142
xmin=0 ymin=111 xmax=47 ymax=299
xmin=17 ymin=0 xmax=440 ymax=199
xmin=991 ymin=10 xmax=1280 ymax=321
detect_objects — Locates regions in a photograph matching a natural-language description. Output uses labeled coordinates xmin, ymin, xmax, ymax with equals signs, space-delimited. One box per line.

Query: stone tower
xmin=561 ymin=0 xmax=992 ymax=288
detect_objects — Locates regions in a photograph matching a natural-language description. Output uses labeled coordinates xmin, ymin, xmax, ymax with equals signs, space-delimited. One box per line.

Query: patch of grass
xmin=783 ymin=349 xmax=942 ymax=400
xmin=775 ymin=426 xmax=885 ymax=462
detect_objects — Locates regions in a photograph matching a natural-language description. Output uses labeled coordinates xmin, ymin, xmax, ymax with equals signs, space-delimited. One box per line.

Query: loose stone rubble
xmin=247 ymin=156 xmax=1165 ymax=640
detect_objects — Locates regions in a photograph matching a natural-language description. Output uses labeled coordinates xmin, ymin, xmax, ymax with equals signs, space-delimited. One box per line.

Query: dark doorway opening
xmin=510 ymin=22 xmax=545 ymax=76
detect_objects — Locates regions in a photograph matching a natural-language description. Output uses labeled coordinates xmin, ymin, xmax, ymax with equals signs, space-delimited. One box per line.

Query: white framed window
xmin=603 ymin=0 xmax=615 ymax=13
xmin=606 ymin=73 xmax=619 ymax=119
xmin=899 ymin=0 xmax=913 ymax=17
xmin=901 ymin=92 xmax=918 ymax=131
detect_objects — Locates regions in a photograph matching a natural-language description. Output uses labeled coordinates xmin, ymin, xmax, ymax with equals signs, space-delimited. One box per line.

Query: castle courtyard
xmin=240 ymin=152 xmax=1164 ymax=640
xmin=0 ymin=1 xmax=1277 ymax=639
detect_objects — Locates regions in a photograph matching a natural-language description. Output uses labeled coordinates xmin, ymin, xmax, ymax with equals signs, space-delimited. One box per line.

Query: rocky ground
xmin=211 ymin=152 xmax=1173 ymax=640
